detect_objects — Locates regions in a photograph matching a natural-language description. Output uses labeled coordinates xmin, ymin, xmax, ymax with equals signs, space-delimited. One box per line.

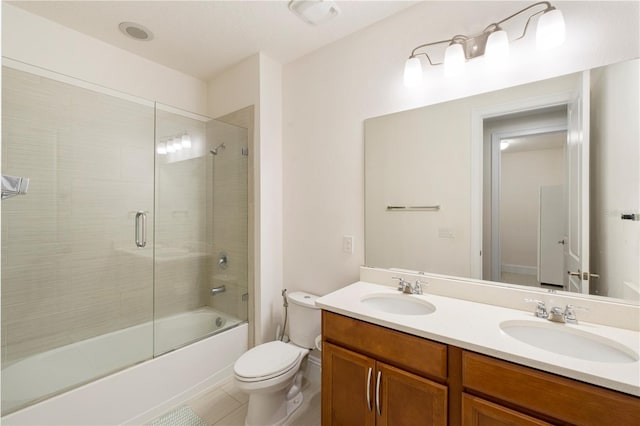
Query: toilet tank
xmin=287 ymin=291 xmax=321 ymax=348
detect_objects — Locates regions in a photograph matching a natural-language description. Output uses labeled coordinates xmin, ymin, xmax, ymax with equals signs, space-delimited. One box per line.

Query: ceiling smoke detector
xmin=288 ymin=0 xmax=340 ymax=26
xmin=119 ymin=22 xmax=154 ymax=41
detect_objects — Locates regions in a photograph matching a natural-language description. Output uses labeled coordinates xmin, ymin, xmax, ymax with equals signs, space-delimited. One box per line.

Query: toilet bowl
xmin=233 ymin=291 xmax=320 ymax=426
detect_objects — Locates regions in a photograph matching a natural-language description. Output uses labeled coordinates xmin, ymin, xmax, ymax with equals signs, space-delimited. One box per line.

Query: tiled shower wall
xmin=206 ymin=118 xmax=249 ymax=323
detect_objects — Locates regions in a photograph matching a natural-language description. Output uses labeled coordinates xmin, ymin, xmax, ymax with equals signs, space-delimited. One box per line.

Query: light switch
xmin=342 ymin=235 xmax=354 ymax=254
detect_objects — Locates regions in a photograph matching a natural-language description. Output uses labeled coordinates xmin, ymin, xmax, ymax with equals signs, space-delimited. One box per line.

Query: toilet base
xmin=244 ymin=379 xmax=304 ymax=426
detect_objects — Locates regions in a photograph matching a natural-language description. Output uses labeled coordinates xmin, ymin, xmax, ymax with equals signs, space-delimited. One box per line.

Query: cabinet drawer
xmin=462 ymin=393 xmax=551 ymax=426
xmin=322 ymin=311 xmax=447 ymax=380
xmin=462 ymin=351 xmax=640 ymax=425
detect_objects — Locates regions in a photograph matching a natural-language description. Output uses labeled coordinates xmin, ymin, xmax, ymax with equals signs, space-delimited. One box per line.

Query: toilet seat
xmin=234 ymin=341 xmax=307 ymax=383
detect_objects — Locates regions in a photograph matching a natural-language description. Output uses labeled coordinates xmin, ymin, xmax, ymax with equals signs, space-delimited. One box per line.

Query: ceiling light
xmin=404 ymin=1 xmax=565 ymax=87
xmin=119 ymin=22 xmax=154 ymax=41
xmin=288 ymin=0 xmax=340 ymax=26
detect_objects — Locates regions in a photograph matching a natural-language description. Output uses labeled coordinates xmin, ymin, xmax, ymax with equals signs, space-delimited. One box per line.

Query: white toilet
xmin=234 ymin=291 xmax=321 ymax=426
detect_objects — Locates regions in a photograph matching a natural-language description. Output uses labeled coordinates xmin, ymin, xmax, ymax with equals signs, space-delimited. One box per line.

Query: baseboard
xmin=501 ymin=263 xmax=537 ymax=276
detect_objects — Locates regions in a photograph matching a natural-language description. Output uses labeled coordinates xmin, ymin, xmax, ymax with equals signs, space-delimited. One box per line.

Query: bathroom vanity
xmin=317 ymin=277 xmax=640 ymax=426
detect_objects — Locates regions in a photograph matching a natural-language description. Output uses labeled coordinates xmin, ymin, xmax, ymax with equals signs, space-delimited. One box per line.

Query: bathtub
xmin=2 ymin=307 xmax=248 ymax=425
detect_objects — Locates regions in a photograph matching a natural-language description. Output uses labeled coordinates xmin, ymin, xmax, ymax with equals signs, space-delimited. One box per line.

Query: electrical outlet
xmin=342 ymin=235 xmax=354 ymax=254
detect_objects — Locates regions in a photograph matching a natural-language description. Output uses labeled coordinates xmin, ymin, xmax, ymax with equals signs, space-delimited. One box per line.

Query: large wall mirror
xmin=365 ymin=58 xmax=639 ymax=304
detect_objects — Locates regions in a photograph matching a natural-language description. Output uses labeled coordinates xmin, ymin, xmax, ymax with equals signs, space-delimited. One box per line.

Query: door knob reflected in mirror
xmin=568 ymin=270 xmax=600 ymax=280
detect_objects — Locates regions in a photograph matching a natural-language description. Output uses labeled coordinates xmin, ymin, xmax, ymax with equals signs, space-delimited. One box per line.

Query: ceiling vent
xmin=288 ymin=0 xmax=340 ymax=26
xmin=119 ymin=22 xmax=154 ymax=41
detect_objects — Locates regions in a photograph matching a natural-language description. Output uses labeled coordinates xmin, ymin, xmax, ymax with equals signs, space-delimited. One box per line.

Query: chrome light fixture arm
xmin=404 ymin=1 xmax=565 ymax=87
xmin=408 ymin=38 xmax=452 ymax=65
xmin=495 ymin=1 xmax=555 ymax=41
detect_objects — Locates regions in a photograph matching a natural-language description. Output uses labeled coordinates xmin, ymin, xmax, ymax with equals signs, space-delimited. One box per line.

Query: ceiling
xmin=9 ymin=0 xmax=417 ymax=81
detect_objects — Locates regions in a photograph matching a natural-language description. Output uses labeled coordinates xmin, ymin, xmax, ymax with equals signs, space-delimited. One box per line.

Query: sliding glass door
xmin=1 ymin=65 xmax=155 ymax=414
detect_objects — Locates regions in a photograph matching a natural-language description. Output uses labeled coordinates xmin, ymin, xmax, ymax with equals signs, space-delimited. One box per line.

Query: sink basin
xmin=500 ymin=320 xmax=639 ymax=363
xmin=360 ymin=294 xmax=436 ymax=316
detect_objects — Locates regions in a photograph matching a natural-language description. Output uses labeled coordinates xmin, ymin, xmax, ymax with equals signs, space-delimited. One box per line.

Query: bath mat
xmin=147 ymin=406 xmax=208 ymax=426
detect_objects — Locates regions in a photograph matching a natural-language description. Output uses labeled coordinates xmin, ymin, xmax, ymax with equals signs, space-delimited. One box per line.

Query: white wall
xmin=590 ymin=59 xmax=640 ymax=301
xmin=283 ymin=1 xmax=640 ymax=296
xmin=2 ymin=3 xmax=207 ymax=114
xmin=207 ymin=53 xmax=283 ymax=345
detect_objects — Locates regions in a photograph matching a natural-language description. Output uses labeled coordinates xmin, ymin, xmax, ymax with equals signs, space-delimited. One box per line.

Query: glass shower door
xmin=1 ymin=65 xmax=155 ymax=414
xmin=153 ymin=105 xmax=248 ymax=355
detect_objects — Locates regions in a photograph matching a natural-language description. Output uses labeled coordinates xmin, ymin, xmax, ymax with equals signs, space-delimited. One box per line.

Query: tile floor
xmin=151 ymin=372 xmax=321 ymax=426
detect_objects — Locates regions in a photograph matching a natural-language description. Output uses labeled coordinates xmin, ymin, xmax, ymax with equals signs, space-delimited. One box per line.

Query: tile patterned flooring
xmin=151 ymin=373 xmax=321 ymax=426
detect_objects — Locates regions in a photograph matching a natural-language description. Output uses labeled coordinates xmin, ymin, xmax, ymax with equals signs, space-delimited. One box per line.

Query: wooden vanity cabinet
xmin=322 ymin=310 xmax=640 ymax=425
xmin=322 ymin=311 xmax=448 ymax=426
xmin=462 ymin=351 xmax=640 ymax=425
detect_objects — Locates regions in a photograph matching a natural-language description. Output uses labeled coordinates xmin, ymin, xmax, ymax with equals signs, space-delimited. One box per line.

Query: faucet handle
xmin=524 ymin=298 xmax=549 ymax=319
xmin=564 ymin=304 xmax=589 ymax=324
xmin=413 ymin=279 xmax=427 ymax=294
xmin=392 ymin=276 xmax=407 ymax=291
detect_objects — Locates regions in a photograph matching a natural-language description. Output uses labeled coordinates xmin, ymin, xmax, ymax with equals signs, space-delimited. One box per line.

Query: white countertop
xmin=315 ymin=281 xmax=640 ymax=396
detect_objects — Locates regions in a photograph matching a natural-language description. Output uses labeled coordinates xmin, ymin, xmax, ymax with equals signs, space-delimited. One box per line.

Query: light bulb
xmin=157 ymin=142 xmax=167 ymax=155
xmin=536 ymin=8 xmax=565 ymax=50
xmin=403 ymin=57 xmax=423 ymax=88
xmin=444 ymin=43 xmax=465 ymax=77
xmin=485 ymin=30 xmax=509 ymax=68
xmin=172 ymin=137 xmax=183 ymax=151
xmin=181 ymin=132 xmax=192 ymax=149
xmin=500 ymin=141 xmax=510 ymax=151
xmin=166 ymin=141 xmax=175 ymax=153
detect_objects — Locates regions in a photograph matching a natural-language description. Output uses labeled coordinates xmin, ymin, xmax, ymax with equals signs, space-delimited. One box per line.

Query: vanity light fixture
xmin=157 ymin=141 xmax=167 ymax=155
xmin=172 ymin=137 xmax=183 ymax=152
xmin=158 ymin=132 xmax=192 ymax=155
xmin=181 ymin=132 xmax=192 ymax=149
xmin=404 ymin=1 xmax=566 ymax=87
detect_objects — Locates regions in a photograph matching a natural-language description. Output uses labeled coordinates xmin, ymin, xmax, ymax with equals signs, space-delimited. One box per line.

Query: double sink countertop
xmin=315 ymin=281 xmax=640 ymax=396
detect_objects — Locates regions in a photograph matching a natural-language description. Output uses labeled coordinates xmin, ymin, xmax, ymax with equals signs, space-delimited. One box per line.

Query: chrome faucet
xmin=525 ymin=299 xmax=588 ymax=324
xmin=392 ymin=277 xmax=425 ymax=295
xmin=525 ymin=299 xmax=548 ymax=319
xmin=550 ymin=304 xmax=588 ymax=324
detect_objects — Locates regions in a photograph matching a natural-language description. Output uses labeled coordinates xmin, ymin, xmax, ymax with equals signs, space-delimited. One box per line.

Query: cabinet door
xmin=462 ymin=394 xmax=552 ymax=426
xmin=376 ymin=362 xmax=447 ymax=426
xmin=322 ymin=342 xmax=376 ymax=426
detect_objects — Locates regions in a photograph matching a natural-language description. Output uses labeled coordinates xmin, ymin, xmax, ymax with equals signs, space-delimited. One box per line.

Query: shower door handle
xmin=135 ymin=211 xmax=147 ymax=248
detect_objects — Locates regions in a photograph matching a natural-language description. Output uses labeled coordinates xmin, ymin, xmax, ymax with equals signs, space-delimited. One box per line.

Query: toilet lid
xmin=234 ymin=341 xmax=303 ymax=380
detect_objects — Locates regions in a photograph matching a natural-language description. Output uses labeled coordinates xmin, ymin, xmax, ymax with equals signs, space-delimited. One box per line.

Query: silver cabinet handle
xmin=135 ymin=211 xmax=147 ymax=248
xmin=366 ymin=367 xmax=372 ymax=411
xmin=375 ymin=370 xmax=381 ymax=416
